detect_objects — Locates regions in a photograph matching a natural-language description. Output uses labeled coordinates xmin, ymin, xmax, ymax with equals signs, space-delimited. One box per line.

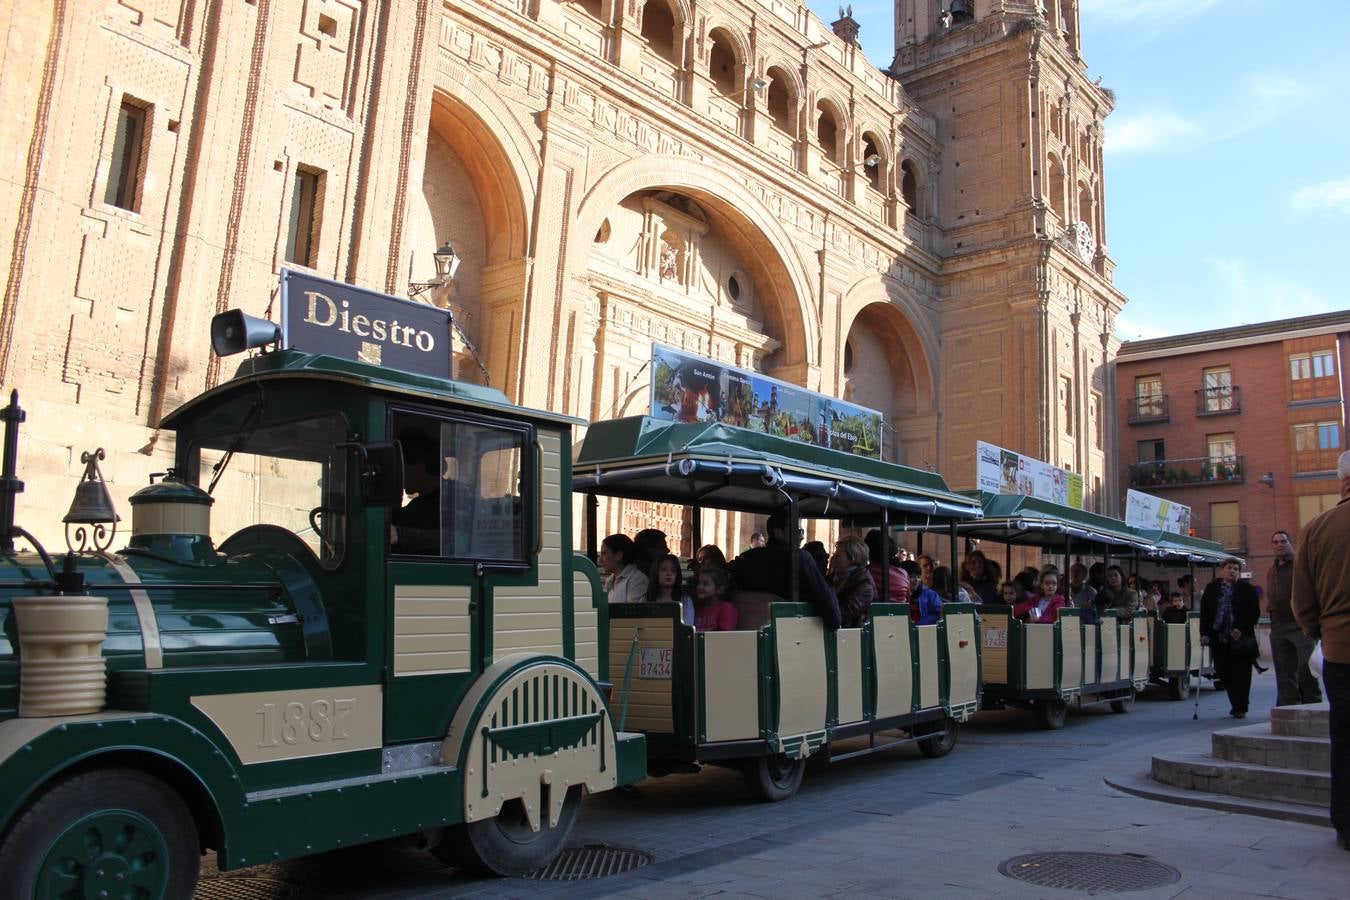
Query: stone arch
xmin=857 ymin=125 xmax=891 ymax=192
xmin=764 ymin=63 xmax=801 ymax=134
xmin=1046 ymin=153 xmax=1066 ymax=221
xmin=639 ymin=0 xmax=686 ymax=65
xmin=706 ymin=26 xmax=743 ymax=96
xmin=1077 ymin=179 xmax=1093 ymax=225
xmin=572 ymin=156 xmax=819 ymax=374
xmin=899 ymin=158 xmax=920 ymax=212
xmin=815 ymin=95 xmax=848 ymax=165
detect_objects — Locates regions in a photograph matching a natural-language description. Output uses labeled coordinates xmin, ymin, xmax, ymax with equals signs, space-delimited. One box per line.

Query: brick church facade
xmin=0 ymin=0 xmax=1125 ymax=550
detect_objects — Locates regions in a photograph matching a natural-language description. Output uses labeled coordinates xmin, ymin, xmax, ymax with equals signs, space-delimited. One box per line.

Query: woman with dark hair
xmin=1095 ymin=565 xmax=1140 ymax=618
xmin=599 ymin=533 xmax=648 ymax=603
xmin=1200 ymin=558 xmax=1261 ymax=718
xmin=829 ymin=537 xmax=877 ymax=628
xmin=962 ymin=549 xmax=1000 ymax=604
xmin=864 ymin=529 xmax=911 ymax=604
xmin=648 ymin=553 xmax=694 ymax=624
xmin=930 ymin=566 xmax=971 ymax=605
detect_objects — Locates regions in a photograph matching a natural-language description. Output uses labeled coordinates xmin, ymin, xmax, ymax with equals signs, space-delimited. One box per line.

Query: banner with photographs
xmin=975 ymin=440 xmax=1085 ymax=509
xmin=649 ymin=345 xmax=883 ymax=459
xmin=1124 ymin=489 xmax=1192 ymax=535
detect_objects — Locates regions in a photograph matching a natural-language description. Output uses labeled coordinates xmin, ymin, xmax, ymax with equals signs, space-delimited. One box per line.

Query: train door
xmin=384 ymin=409 xmax=534 ymax=743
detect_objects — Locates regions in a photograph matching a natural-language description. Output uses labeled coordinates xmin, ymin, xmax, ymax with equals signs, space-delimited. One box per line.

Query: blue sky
xmin=805 ymin=0 xmax=1348 ymax=340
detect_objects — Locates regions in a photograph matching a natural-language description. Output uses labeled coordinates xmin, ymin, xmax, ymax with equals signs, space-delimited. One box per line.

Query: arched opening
xmin=572 ymin=0 xmax=602 ymax=18
xmin=1077 ymin=180 xmax=1092 ymax=225
xmin=708 ymin=28 xmax=738 ymax=96
xmin=1046 ymin=154 xmax=1066 ymax=221
xmin=766 ymin=66 xmax=794 ymax=132
xmin=1049 ymin=101 xmax=1063 ymax=140
xmin=816 ymin=100 xmax=841 ymax=164
xmin=641 ymin=0 xmax=679 ymax=65
xmin=843 ymin=300 xmax=933 ymax=467
xmin=860 ymin=132 xmax=883 ymax=191
xmin=900 ymin=160 xmax=918 ymax=212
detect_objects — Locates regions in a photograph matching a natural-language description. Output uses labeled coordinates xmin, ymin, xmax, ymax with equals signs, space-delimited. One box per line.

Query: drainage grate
xmin=524 ymin=844 xmax=652 ymax=880
xmin=999 ymin=852 xmax=1180 ymax=893
xmin=195 ymin=876 xmax=301 ymax=900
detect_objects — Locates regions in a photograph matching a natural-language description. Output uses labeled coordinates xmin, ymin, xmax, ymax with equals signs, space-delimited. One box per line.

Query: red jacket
xmin=868 ymin=562 xmax=911 ymax=604
xmin=1014 ymin=593 xmax=1067 ymax=624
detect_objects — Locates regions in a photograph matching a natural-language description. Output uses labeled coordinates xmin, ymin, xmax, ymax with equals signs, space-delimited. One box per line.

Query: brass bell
xmin=63 ymin=449 xmax=119 ymax=525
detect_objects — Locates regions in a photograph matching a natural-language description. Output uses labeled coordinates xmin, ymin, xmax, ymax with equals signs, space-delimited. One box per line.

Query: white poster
xmin=976 ymin=441 xmax=1084 ymax=509
xmin=1124 ymin=489 xmax=1192 ymax=534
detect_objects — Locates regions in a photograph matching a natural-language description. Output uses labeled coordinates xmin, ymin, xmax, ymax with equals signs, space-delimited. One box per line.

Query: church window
xmin=708 ymin=29 xmax=737 ymax=96
xmin=900 ymin=160 xmax=918 ymax=211
xmin=816 ymin=101 xmax=840 ymax=164
xmin=860 ymin=133 xmax=883 ymax=191
xmin=105 ymin=97 xmax=149 ymax=212
xmin=1077 ymin=181 xmax=1092 ymax=226
xmin=727 ymin=274 xmax=740 ymax=301
xmin=285 ymin=165 xmax=324 ymax=267
xmin=641 ymin=1 xmax=679 ymax=65
xmin=766 ymin=66 xmax=793 ymax=133
xmin=1046 ymin=154 xmax=1066 ymax=220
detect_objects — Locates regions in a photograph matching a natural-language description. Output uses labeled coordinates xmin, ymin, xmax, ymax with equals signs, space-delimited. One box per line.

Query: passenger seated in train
xmin=999 ymin=581 xmax=1024 ymax=606
xmin=1013 ymin=566 xmax=1068 ymax=624
xmin=730 ymin=510 xmax=842 ymax=630
xmin=907 ymin=567 xmax=945 ymax=625
xmin=692 ymin=566 xmax=738 ymax=632
xmin=930 ymin=566 xmax=971 ymax=605
xmin=634 ymin=528 xmax=669 ymax=572
xmin=917 ymin=554 xmax=937 ymax=587
xmin=599 ymin=533 xmax=649 ymax=603
xmin=1095 ymin=565 xmax=1139 ymax=618
xmin=803 ymin=540 xmax=830 ymax=578
xmin=829 ymin=537 xmax=877 ymax=628
xmin=1068 ymin=562 xmax=1097 ymax=611
xmin=1013 ymin=567 xmax=1038 ymax=600
xmin=1160 ymin=590 xmax=1189 ymax=624
xmin=390 ymin=430 xmax=442 ymax=554
xmin=864 ymin=530 xmax=911 ymax=604
xmin=962 ymin=549 xmax=1000 ymax=604
xmin=648 ymin=553 xmax=694 ymax=625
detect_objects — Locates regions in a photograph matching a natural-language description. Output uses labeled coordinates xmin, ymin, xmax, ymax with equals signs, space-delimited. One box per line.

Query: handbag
xmin=1231 ymin=633 xmax=1259 ymax=660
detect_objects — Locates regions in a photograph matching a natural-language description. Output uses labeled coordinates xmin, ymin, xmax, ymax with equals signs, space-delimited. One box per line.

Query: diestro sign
xmin=280 ymin=269 xmax=453 ymax=379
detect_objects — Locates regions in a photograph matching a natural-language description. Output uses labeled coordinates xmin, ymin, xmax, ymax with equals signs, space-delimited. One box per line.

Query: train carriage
xmin=923 ymin=492 xmax=1157 ymax=729
xmin=1133 ymin=529 xmax=1226 ymax=699
xmin=572 ymin=417 xmax=983 ymax=800
xmin=0 ymin=315 xmax=646 ymax=897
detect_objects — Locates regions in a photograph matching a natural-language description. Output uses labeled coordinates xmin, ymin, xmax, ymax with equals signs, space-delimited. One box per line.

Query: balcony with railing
xmin=1208 ymin=524 xmax=1248 ymax=556
xmin=1127 ymin=455 xmax=1246 ymax=488
xmin=1195 ymin=384 xmax=1242 ymax=416
xmin=1127 ymin=394 xmax=1170 ymax=425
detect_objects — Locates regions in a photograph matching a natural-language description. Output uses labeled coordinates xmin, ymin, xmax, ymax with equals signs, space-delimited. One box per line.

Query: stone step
xmin=1270 ymin=702 xmax=1330 ymax=737
xmin=1212 ymin=723 xmax=1332 ymax=771
xmin=1152 ymin=751 xmax=1330 ymax=807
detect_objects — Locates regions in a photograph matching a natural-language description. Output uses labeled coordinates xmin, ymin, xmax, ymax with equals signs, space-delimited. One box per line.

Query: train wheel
xmin=1168 ymin=671 xmax=1190 ymax=701
xmin=433 ymin=787 xmax=580 ymax=877
xmin=742 ymin=754 xmax=806 ymax=802
xmin=1110 ymin=691 xmax=1136 ymax=714
xmin=916 ymin=717 xmax=960 ymax=758
xmin=1036 ymin=698 xmax=1068 ymax=730
xmin=0 ymin=768 xmax=199 ymax=900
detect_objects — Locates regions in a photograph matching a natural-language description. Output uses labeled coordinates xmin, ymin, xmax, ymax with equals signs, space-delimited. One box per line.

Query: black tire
xmin=0 ymin=768 xmax=200 ymax=900
xmin=432 ymin=787 xmax=580 ymax=877
xmin=742 ymin=754 xmax=806 ymax=803
xmin=1110 ymin=691 xmax=1136 ymax=714
xmin=916 ymin=717 xmax=959 ymax=759
xmin=1036 ymin=698 xmax=1068 ymax=730
xmin=1168 ymin=671 xmax=1190 ymax=701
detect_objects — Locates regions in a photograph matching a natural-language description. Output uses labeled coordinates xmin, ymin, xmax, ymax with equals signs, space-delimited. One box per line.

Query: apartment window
xmin=1295 ymin=421 xmax=1343 ymax=452
xmin=1137 ymin=439 xmax=1164 ymax=462
xmin=285 ymin=166 xmax=324 ymax=267
xmin=1209 ymin=501 xmax=1241 ymax=550
xmin=1298 ymin=494 xmax=1339 ymax=528
xmin=1201 ymin=366 xmax=1234 ymax=412
xmin=1206 ymin=432 xmax=1235 ymax=464
xmin=1134 ymin=374 xmax=1164 ymax=418
xmin=1319 ymin=421 xmax=1342 ymax=450
xmin=1290 ymin=351 xmax=1336 ymax=380
xmin=1294 ymin=423 xmax=1317 ymax=452
xmin=105 ymin=98 xmax=148 ymax=212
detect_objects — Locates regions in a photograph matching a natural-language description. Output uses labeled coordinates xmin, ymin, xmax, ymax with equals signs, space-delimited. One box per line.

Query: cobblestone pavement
xmin=195 ymin=671 xmax=1349 ymax=899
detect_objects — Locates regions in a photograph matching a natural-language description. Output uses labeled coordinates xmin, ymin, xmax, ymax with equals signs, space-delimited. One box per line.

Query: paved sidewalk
xmin=196 ymin=671 xmax=1349 ymax=899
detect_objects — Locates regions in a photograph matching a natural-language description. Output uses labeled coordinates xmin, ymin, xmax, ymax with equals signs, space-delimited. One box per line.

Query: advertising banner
xmin=280 ymin=268 xmax=454 ymax=379
xmin=1124 ymin=489 xmax=1192 ymax=534
xmin=649 ymin=344 xmax=883 ymax=458
xmin=975 ymin=440 xmax=1085 ymax=509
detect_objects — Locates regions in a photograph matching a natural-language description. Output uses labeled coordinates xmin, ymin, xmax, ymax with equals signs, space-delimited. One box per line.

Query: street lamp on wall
xmin=1258 ymin=472 xmax=1275 ymax=488
xmin=408 ymin=242 xmax=460 ymax=305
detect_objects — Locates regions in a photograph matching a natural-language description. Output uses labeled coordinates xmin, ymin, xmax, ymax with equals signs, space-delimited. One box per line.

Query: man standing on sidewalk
xmin=1292 ymin=450 xmax=1350 ymax=851
xmin=1268 ymin=530 xmax=1322 ymax=706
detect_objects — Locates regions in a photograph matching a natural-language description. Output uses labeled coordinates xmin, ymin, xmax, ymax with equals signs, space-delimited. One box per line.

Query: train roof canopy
xmin=908 ymin=491 xmax=1150 ymax=551
xmin=1130 ymin=528 xmax=1230 ymax=565
xmin=572 ymin=417 xmax=981 ymax=520
xmin=163 ymin=349 xmax=585 ymax=429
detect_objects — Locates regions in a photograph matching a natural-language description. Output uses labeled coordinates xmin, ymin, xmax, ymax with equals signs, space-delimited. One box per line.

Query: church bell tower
xmin=891 ymin=0 xmax=1127 ymax=513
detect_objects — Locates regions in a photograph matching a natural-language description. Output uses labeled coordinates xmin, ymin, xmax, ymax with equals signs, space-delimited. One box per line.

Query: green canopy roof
xmin=1131 ymin=528 xmax=1230 ymax=565
xmin=572 ymin=417 xmax=981 ymax=520
xmin=900 ymin=491 xmax=1150 ymax=552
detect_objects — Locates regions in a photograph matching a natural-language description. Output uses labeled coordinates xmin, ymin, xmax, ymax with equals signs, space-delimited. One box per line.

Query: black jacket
xmin=732 ymin=540 xmax=842 ymax=630
xmin=1199 ymin=578 xmax=1259 ymax=643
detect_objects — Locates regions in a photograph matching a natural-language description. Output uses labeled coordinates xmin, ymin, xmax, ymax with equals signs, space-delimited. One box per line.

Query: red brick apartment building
xmin=1116 ymin=311 xmax=1350 ymax=592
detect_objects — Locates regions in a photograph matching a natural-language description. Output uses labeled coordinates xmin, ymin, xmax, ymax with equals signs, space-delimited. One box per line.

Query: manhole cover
xmin=999 ymin=852 xmax=1180 ymax=893
xmin=524 ymin=844 xmax=651 ymax=880
xmin=195 ymin=876 xmax=301 ymax=900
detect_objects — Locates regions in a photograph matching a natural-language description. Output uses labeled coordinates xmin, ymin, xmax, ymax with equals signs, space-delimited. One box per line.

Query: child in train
xmin=693 ymin=566 xmax=738 ymax=632
xmin=1013 ymin=566 xmax=1068 ymax=624
xmin=648 ymin=553 xmax=695 ymax=625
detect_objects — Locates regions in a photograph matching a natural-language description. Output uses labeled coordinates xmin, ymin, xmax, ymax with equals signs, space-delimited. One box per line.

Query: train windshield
xmin=195 ymin=413 xmax=349 ymax=568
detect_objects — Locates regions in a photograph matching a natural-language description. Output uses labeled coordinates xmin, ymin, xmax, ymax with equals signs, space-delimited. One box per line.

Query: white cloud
xmin=1114 ymin=312 xmax=1171 ymax=342
xmin=1082 ymin=0 xmax=1224 ymax=24
xmin=1289 ymin=177 xmax=1350 ymax=216
xmin=1107 ymin=110 xmax=1203 ymax=154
